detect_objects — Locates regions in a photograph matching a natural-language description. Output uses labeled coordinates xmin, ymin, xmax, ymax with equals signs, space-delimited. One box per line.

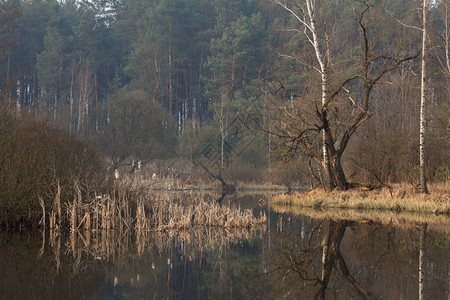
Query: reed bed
xmin=133 ymin=194 xmax=267 ymax=232
xmin=42 ymin=183 xmax=266 ymax=232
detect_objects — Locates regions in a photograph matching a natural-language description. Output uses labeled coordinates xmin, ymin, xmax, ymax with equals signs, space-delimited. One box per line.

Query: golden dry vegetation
xmin=42 ymin=182 xmax=267 ymax=232
xmin=271 ymin=183 xmax=450 ymax=215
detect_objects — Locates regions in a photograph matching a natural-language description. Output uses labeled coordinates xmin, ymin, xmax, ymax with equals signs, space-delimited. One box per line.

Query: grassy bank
xmin=272 ymin=183 xmax=450 ymax=215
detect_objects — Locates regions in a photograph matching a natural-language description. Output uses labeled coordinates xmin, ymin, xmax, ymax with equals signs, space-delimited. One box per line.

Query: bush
xmin=435 ymin=164 xmax=449 ymax=183
xmin=95 ymin=88 xmax=177 ymax=168
xmin=0 ymin=107 xmax=108 ymax=222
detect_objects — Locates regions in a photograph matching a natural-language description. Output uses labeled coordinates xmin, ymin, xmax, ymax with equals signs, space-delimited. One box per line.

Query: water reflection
xmin=267 ymin=215 xmax=449 ymax=299
xmin=0 ymin=194 xmax=448 ymax=299
xmin=268 ymin=220 xmax=369 ymax=299
xmin=419 ymin=223 xmax=427 ymax=300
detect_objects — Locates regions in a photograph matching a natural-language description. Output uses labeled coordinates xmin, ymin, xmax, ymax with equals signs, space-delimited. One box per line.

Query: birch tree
xmin=213 ymin=90 xmax=232 ymax=167
xmin=420 ymin=0 xmax=429 ymax=193
xmin=272 ymin=0 xmax=417 ymax=190
xmin=385 ymin=0 xmax=430 ymax=192
xmin=276 ymin=0 xmax=334 ymax=190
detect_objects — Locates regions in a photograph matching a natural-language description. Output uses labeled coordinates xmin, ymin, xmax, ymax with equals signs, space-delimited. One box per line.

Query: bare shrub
xmin=0 ymin=106 xmax=108 ymax=226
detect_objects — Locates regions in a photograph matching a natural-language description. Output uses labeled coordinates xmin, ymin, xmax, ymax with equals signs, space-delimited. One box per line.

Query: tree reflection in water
xmin=266 ymin=213 xmax=450 ymax=300
xmin=268 ymin=219 xmax=370 ymax=299
xmin=33 ymin=226 xmax=265 ymax=299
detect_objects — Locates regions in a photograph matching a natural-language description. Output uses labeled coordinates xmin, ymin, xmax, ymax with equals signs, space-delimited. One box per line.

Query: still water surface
xmin=1 ymin=193 xmax=448 ymax=299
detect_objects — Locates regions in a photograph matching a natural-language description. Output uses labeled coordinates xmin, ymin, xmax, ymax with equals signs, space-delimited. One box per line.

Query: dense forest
xmin=0 ymin=0 xmax=448 ymax=189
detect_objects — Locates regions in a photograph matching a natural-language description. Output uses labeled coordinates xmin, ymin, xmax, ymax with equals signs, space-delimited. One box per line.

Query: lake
xmin=1 ymin=193 xmax=448 ymax=299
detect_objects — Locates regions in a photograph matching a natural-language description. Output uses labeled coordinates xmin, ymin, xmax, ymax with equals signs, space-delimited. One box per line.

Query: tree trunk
xmin=221 ymin=131 xmax=225 ymax=167
xmin=231 ymin=49 xmax=236 ymax=90
xmin=93 ymin=56 xmax=98 ymax=132
xmin=56 ymin=53 xmax=63 ymax=120
xmin=305 ymin=0 xmax=334 ymax=191
xmin=331 ymin=154 xmax=349 ymax=190
xmin=168 ymin=20 xmax=173 ymax=114
xmin=32 ymin=70 xmax=37 ymax=115
xmin=420 ymin=0 xmax=429 ymax=193
xmin=70 ymin=60 xmax=75 ymax=134
xmin=196 ymin=159 xmax=234 ymax=191
xmin=153 ymin=47 xmax=160 ymax=105
xmin=322 ymin=112 xmax=334 ymax=191
xmin=6 ymin=45 xmax=11 ymax=104
xmin=53 ymin=92 xmax=57 ymax=120
xmin=84 ymin=61 xmax=90 ymax=131
xmin=444 ymin=3 xmax=450 ymax=75
xmin=242 ymin=57 xmax=250 ymax=88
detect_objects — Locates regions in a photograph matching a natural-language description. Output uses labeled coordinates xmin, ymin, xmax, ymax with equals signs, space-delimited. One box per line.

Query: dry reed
xmin=44 ymin=183 xmax=266 ymax=233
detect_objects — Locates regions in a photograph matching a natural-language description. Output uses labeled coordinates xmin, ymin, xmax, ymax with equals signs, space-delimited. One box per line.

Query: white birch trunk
xmin=215 ymin=94 xmax=229 ymax=167
xmin=70 ymin=61 xmax=74 ymax=134
xmin=78 ymin=94 xmax=82 ymax=133
xmin=6 ymin=44 xmax=11 ymax=104
xmin=220 ymin=99 xmax=226 ymax=167
xmin=84 ymin=63 xmax=89 ymax=130
xmin=420 ymin=0 xmax=429 ymax=193
xmin=306 ymin=0 xmax=333 ymax=190
xmin=221 ymin=132 xmax=224 ymax=167
xmin=16 ymin=80 xmax=21 ymax=113
xmin=53 ymin=93 xmax=57 ymax=120
xmin=168 ymin=20 xmax=173 ymax=113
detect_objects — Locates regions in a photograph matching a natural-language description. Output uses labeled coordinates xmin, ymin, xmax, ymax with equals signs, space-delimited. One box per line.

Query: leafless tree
xmin=271 ymin=0 xmax=418 ymax=190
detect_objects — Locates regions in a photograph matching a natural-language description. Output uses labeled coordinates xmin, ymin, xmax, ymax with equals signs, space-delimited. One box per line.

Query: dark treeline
xmin=0 ymin=0 xmax=272 ymax=132
xmin=0 ymin=0 xmax=448 ymax=188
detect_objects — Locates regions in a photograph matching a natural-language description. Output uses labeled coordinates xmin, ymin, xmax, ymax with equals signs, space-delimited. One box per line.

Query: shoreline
xmin=271 ymin=184 xmax=450 ymax=216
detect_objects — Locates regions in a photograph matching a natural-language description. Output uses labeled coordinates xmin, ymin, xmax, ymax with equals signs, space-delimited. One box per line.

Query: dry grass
xmin=271 ymin=183 xmax=450 ymax=215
